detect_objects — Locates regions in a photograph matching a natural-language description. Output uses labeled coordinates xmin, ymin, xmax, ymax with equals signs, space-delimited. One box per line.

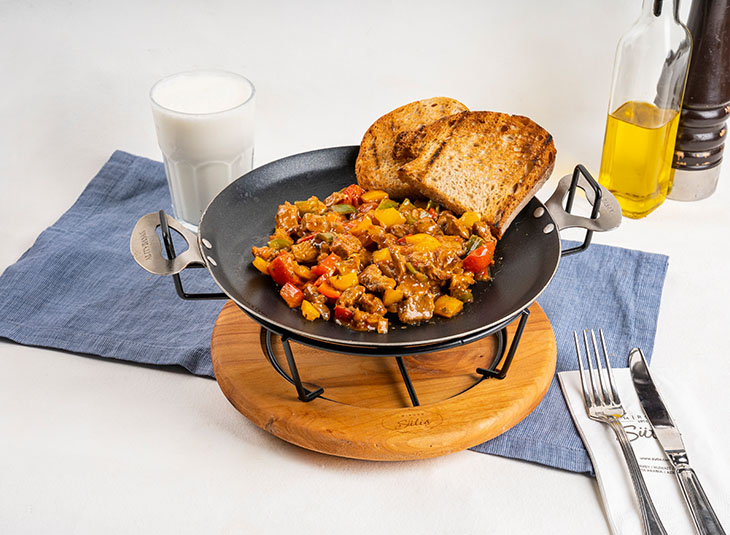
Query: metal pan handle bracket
xmin=544 ymin=165 xmax=622 ymax=256
xmin=130 ymin=210 xmax=227 ymax=300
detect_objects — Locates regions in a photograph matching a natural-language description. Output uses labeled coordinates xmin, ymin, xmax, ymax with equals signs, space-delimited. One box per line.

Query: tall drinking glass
xmin=150 ymin=70 xmax=255 ymax=231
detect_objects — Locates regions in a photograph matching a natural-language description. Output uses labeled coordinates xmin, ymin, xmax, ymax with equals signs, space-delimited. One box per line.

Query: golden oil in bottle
xmin=598 ymin=101 xmax=681 ymax=219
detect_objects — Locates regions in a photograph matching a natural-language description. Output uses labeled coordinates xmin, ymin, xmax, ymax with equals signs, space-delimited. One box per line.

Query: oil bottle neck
xmin=642 ymin=0 xmax=681 ymax=21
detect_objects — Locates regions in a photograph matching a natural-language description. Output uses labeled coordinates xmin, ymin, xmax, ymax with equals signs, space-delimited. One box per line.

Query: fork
xmin=574 ymin=329 xmax=667 ymax=535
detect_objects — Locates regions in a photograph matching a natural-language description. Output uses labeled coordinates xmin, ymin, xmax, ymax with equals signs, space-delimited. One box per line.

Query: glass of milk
xmin=150 ymin=70 xmax=255 ymax=231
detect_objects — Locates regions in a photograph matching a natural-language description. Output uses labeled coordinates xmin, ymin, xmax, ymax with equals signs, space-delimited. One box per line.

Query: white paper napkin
xmin=559 ymin=368 xmax=729 ymax=534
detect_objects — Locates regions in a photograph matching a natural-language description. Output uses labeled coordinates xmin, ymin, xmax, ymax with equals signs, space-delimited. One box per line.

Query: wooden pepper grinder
xmin=670 ymin=0 xmax=730 ymax=200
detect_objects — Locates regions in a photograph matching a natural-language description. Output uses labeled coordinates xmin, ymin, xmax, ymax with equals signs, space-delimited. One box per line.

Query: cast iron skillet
xmin=131 ymin=146 xmax=620 ymax=348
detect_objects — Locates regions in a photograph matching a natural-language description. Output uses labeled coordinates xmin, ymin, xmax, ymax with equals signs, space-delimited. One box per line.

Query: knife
xmin=629 ymin=348 xmax=726 ymax=535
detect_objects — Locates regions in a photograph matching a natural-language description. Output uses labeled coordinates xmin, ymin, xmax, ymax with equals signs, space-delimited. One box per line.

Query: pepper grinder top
xmin=670 ymin=0 xmax=730 ymax=200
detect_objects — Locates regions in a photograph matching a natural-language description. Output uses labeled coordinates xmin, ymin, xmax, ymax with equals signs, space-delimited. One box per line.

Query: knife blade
xmin=629 ymin=347 xmax=726 ymax=535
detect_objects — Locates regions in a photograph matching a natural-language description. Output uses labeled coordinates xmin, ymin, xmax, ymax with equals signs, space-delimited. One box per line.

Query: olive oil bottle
xmin=598 ymin=0 xmax=691 ymax=219
xmin=600 ymin=101 xmax=680 ymax=218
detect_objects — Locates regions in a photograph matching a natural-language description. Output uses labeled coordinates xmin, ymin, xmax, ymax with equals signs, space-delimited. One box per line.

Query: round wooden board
xmin=211 ymin=301 xmax=556 ymax=461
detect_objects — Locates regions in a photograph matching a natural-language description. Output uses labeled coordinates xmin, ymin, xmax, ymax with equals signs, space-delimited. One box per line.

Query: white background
xmin=1 ymin=1 xmax=728 ymax=533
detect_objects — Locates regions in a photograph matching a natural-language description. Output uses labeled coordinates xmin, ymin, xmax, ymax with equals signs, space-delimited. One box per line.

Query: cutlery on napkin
xmin=559 ymin=367 xmax=729 ymax=534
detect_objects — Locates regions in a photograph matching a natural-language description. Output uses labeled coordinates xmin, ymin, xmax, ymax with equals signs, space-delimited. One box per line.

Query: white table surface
xmin=1 ymin=1 xmax=729 ymax=533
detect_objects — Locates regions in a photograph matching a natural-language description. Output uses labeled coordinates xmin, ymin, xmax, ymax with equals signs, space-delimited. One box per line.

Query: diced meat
xmin=359 ymin=293 xmax=387 ymax=316
xmin=378 ymin=260 xmax=397 ymax=280
xmin=408 ymin=247 xmax=460 ymax=281
xmin=311 ymin=301 xmax=331 ymax=321
xmin=414 ymin=218 xmax=441 ymax=235
xmin=438 ymin=235 xmax=465 ymax=251
xmin=437 ymin=212 xmax=470 ymax=239
xmin=323 ymin=190 xmax=348 ymax=207
xmin=406 ymin=248 xmax=435 ymax=277
xmin=290 ymin=240 xmax=318 ymax=263
xmin=300 ymin=212 xmax=329 ymax=234
xmin=337 ymin=285 xmax=366 ymax=308
xmin=357 ymin=201 xmax=379 ymax=215
xmin=397 ymin=276 xmax=430 ymax=298
xmin=358 ymin=264 xmax=396 ymax=293
xmin=351 ymin=309 xmax=388 ymax=333
xmin=331 ymin=233 xmax=362 ymax=258
xmin=388 ymin=224 xmax=414 ymax=239
xmin=367 ymin=225 xmax=397 ymax=249
xmin=474 ymin=269 xmax=492 ymax=282
xmin=302 ymin=283 xmax=331 ymax=320
xmin=397 ymin=294 xmax=435 ymax=324
xmin=338 ymin=255 xmax=361 ymax=275
xmin=450 ymin=272 xmax=475 ymax=294
xmin=315 ymin=244 xmax=331 ymax=262
xmin=302 ymin=283 xmax=321 ymax=302
xmin=275 ymin=202 xmax=300 ymax=234
xmin=474 ymin=221 xmax=497 ymax=244
xmin=357 ymin=248 xmax=372 ymax=269
xmin=251 ymin=245 xmax=278 ymax=261
xmin=390 ymin=248 xmax=408 ymax=278
xmin=429 ymin=248 xmax=460 ymax=281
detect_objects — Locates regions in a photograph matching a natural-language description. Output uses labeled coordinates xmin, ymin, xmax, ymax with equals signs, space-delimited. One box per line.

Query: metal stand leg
xmin=476 ymin=308 xmax=530 ymax=380
xmin=260 ymin=329 xmax=324 ymax=402
xmin=395 ymin=356 xmax=420 ymax=407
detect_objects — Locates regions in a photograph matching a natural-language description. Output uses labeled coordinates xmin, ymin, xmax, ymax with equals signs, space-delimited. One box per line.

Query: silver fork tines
xmin=573 ymin=329 xmax=667 ymax=535
xmin=575 ymin=329 xmax=621 ymax=414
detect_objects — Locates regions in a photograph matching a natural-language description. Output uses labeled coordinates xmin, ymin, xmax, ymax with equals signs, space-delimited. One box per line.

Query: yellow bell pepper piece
xmin=434 ymin=295 xmax=464 ymax=318
xmin=404 ymin=233 xmax=442 ymax=251
xmin=372 ymin=248 xmax=392 ymax=263
xmin=253 ymin=256 xmax=270 ymax=274
xmin=373 ymin=207 xmax=406 ymax=227
xmin=300 ymin=300 xmax=321 ymax=321
xmin=459 ymin=211 xmax=481 ymax=229
xmin=383 ymin=288 xmax=404 ymax=307
xmin=329 ymin=272 xmax=359 ymax=291
xmin=361 ymin=190 xmax=389 ymax=202
xmin=349 ymin=215 xmax=372 ymax=235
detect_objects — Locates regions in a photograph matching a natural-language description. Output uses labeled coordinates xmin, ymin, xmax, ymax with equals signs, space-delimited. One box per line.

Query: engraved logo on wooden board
xmin=381 ymin=411 xmax=443 ymax=432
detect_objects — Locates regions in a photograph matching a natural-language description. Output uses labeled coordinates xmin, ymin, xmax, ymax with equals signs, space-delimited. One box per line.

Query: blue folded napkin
xmin=0 ymin=151 xmax=668 ymax=473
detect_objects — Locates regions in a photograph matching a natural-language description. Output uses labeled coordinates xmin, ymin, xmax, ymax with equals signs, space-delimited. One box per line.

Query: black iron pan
xmin=131 ymin=146 xmax=620 ymax=348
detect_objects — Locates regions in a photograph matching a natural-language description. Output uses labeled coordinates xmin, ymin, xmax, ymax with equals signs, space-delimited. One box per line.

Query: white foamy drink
xmin=150 ymin=70 xmax=255 ymax=229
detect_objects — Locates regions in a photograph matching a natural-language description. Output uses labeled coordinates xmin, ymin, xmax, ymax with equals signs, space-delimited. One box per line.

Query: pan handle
xmin=544 ymin=165 xmax=622 ymax=256
xmin=130 ymin=211 xmax=227 ymax=300
xmin=130 ymin=211 xmax=205 ymax=275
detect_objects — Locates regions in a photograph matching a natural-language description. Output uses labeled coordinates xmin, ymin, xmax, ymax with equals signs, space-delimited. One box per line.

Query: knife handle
xmin=674 ymin=461 xmax=726 ymax=535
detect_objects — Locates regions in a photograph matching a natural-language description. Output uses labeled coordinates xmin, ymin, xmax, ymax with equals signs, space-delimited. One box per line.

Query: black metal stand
xmin=259 ymin=308 xmax=531 ymax=405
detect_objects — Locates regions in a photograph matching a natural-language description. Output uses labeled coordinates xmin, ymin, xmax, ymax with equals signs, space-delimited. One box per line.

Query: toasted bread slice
xmin=398 ymin=111 xmax=556 ymax=238
xmin=355 ymin=97 xmax=469 ymax=199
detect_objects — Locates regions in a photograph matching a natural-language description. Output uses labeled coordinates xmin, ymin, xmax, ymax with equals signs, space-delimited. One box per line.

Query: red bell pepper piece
xmin=268 ymin=252 xmax=303 ymax=287
xmin=311 ymin=253 xmax=340 ymax=278
xmin=334 ymin=305 xmax=353 ymax=322
xmin=463 ymin=244 xmax=495 ymax=273
xmin=280 ymin=282 xmax=304 ymax=308
xmin=342 ymin=184 xmax=364 ymax=207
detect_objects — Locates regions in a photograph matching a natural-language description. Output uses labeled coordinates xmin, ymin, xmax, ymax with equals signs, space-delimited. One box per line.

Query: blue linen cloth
xmin=0 ymin=151 xmax=668 ymax=473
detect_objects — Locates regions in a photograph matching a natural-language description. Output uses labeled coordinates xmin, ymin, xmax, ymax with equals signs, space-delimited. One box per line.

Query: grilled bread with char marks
xmin=355 ymin=97 xmax=469 ymax=199
xmin=397 ymin=111 xmax=556 ymax=238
